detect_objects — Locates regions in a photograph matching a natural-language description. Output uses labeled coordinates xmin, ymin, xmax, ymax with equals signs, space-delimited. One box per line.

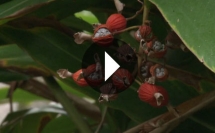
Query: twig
xmin=113 ymin=26 xmax=139 ymax=35
xmin=7 ymin=82 xmax=18 ymax=112
xmin=124 ymin=89 xmax=215 ymax=133
xmin=95 ymin=106 xmax=108 ymax=133
xmin=126 ymin=6 xmax=144 ymax=21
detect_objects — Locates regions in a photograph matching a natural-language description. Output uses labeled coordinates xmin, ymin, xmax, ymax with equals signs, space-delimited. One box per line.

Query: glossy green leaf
xmin=149 ymin=0 xmax=215 ymax=73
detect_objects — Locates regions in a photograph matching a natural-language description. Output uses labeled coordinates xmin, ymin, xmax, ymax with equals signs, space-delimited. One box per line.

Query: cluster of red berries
xmin=58 ymin=0 xmax=187 ymax=108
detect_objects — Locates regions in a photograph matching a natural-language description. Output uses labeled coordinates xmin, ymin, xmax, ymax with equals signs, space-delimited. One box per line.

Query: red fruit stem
xmin=112 ymin=25 xmax=139 ymax=35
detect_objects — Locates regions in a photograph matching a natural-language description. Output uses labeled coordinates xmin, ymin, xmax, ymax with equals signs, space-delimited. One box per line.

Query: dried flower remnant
xmin=92 ymin=24 xmax=114 ymax=46
xmin=114 ymin=0 xmax=125 ymax=13
xmin=112 ymin=68 xmax=133 ymax=90
xmin=73 ymin=32 xmax=92 ymax=44
xmin=98 ymin=83 xmax=118 ymax=103
xmin=138 ymin=83 xmax=169 ymax=107
xmin=57 ymin=69 xmax=88 ymax=87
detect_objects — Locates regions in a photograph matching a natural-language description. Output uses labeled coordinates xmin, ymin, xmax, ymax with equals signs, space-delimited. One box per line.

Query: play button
xmin=81 ymin=39 xmax=137 ymax=94
xmin=105 ymin=52 xmax=120 ymax=81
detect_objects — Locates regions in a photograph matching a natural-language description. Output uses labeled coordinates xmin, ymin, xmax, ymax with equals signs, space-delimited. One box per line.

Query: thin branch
xmin=95 ymin=106 xmax=108 ymax=133
xmin=113 ymin=26 xmax=139 ymax=35
xmin=126 ymin=6 xmax=144 ymax=21
xmin=7 ymin=82 xmax=18 ymax=113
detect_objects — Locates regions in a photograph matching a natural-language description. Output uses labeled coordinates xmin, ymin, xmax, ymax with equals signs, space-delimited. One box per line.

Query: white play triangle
xmin=105 ymin=52 xmax=120 ymax=81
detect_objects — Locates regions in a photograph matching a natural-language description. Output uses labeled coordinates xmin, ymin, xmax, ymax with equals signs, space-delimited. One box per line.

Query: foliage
xmin=0 ymin=0 xmax=215 ymax=133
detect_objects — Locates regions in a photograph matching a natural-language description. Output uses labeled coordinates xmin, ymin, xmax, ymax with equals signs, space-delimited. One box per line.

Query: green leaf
xmin=149 ymin=0 xmax=215 ymax=73
xmin=1 ymin=106 xmax=65 ymax=133
xmin=0 ymin=26 xmax=211 ymax=124
xmin=0 ymin=44 xmax=50 ymax=76
xmin=0 ymin=68 xmax=28 ymax=82
xmin=41 ymin=115 xmax=77 ymax=133
xmin=0 ymin=88 xmax=46 ymax=103
xmin=0 ymin=0 xmax=52 ymax=18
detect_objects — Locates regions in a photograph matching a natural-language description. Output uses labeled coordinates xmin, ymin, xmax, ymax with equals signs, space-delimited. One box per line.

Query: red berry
xmin=72 ymin=69 xmax=88 ymax=87
xmin=134 ymin=24 xmax=154 ymax=42
xmin=83 ymin=64 xmax=104 ymax=86
xmin=112 ymin=68 xmax=133 ymax=90
xmin=138 ymin=83 xmax=169 ymax=107
xmin=106 ymin=13 xmax=127 ymax=32
xmin=92 ymin=24 xmax=114 ymax=46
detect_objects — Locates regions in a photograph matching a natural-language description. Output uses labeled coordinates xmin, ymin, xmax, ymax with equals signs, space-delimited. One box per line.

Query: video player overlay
xmin=81 ymin=39 xmax=137 ymax=102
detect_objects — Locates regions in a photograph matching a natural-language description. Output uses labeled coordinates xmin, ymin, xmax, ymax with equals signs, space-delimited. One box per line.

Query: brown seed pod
xmin=138 ymin=83 xmax=169 ymax=107
xmin=142 ymin=38 xmax=167 ymax=58
xmin=98 ymin=83 xmax=118 ymax=102
xmin=112 ymin=68 xmax=133 ymax=90
xmin=150 ymin=64 xmax=169 ymax=81
xmin=165 ymin=30 xmax=183 ymax=47
xmin=116 ymin=44 xmax=137 ymax=63
xmin=106 ymin=13 xmax=127 ymax=33
xmin=83 ymin=64 xmax=104 ymax=86
xmin=134 ymin=22 xmax=154 ymax=42
xmin=165 ymin=30 xmax=188 ymax=51
xmin=92 ymin=24 xmax=114 ymax=46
